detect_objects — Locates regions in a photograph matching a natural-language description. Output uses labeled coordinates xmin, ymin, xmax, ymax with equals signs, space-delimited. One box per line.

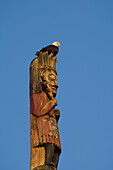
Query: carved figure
xmin=30 ymin=51 xmax=61 ymax=170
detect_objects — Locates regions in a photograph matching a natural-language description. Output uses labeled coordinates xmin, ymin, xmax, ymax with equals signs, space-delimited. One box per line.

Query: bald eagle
xmin=35 ymin=42 xmax=61 ymax=57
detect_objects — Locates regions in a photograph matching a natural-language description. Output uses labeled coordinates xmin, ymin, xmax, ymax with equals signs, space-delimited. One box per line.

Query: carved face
xmin=42 ymin=69 xmax=58 ymax=97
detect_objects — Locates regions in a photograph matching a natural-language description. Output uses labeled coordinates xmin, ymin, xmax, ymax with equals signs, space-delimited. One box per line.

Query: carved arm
xmin=40 ymin=99 xmax=58 ymax=116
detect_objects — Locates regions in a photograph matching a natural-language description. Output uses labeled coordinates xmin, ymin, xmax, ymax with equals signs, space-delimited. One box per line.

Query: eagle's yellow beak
xmin=58 ymin=42 xmax=61 ymax=46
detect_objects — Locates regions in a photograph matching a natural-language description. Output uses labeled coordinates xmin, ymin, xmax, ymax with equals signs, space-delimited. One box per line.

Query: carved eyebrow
xmin=48 ymin=74 xmax=56 ymax=79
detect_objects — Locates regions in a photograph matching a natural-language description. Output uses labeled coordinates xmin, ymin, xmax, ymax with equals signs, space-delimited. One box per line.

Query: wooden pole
xmin=30 ymin=52 xmax=61 ymax=170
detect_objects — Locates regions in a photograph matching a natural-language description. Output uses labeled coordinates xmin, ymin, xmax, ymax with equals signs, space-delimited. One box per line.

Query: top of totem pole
xmin=30 ymin=52 xmax=58 ymax=72
xmin=30 ymin=51 xmax=58 ymax=96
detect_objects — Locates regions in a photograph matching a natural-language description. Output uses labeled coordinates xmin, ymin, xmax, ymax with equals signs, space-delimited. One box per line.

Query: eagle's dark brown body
xmin=35 ymin=45 xmax=59 ymax=57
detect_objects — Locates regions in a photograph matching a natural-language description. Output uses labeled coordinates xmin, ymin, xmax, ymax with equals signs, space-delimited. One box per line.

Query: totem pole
xmin=30 ymin=51 xmax=61 ymax=170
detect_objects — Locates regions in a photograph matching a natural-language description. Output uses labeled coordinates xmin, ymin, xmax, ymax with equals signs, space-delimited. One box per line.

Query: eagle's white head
xmin=52 ymin=41 xmax=61 ymax=47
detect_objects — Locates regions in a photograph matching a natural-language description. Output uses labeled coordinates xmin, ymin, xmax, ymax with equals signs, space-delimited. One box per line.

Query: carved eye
xmin=50 ymin=78 xmax=55 ymax=81
xmin=49 ymin=76 xmax=55 ymax=82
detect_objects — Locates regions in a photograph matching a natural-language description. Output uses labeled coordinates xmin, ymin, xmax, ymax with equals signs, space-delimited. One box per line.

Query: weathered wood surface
xmin=30 ymin=52 xmax=61 ymax=170
xmin=30 ymin=54 xmax=46 ymax=170
xmin=30 ymin=114 xmax=45 ymax=169
xmin=33 ymin=165 xmax=57 ymax=170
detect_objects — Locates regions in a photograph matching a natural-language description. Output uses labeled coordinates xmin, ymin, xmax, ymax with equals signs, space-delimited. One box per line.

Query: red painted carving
xmin=30 ymin=91 xmax=61 ymax=150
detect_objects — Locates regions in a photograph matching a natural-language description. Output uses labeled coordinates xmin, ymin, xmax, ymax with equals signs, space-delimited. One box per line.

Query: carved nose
xmin=55 ymin=81 xmax=58 ymax=89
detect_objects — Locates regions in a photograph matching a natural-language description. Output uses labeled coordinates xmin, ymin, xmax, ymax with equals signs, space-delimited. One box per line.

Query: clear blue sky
xmin=0 ymin=0 xmax=113 ymax=170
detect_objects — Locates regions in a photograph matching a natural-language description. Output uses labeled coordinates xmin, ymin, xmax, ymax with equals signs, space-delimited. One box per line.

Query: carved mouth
xmin=52 ymin=87 xmax=57 ymax=91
